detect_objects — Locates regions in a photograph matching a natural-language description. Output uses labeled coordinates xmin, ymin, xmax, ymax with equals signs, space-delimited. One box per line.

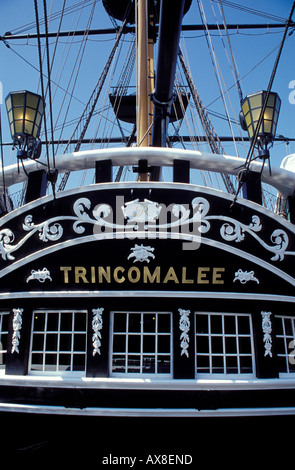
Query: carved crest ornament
xmin=0 ymin=195 xmax=294 ymax=271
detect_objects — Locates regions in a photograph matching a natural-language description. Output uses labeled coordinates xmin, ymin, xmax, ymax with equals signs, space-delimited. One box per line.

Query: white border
xmin=0 ymin=403 xmax=294 ymax=417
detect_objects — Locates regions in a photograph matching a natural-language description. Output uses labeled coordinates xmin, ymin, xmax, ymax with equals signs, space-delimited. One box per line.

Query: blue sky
xmin=0 ymin=0 xmax=294 ymax=192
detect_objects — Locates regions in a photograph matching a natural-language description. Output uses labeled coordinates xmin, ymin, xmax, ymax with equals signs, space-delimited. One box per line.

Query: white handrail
xmin=2 ymin=147 xmax=295 ymax=196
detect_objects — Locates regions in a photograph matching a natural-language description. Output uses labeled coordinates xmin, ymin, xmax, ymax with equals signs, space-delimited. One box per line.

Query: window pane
xmin=129 ymin=313 xmax=141 ymax=332
xmin=60 ymin=312 xmax=73 ymax=331
xmin=128 ymin=355 xmax=140 ymax=373
xmin=45 ymin=334 xmax=57 ymax=351
xmin=158 ymin=314 xmax=170 ymax=333
xmin=74 ymin=334 xmax=86 ymax=352
xmin=33 ymin=312 xmax=45 ymax=331
xmin=143 ymin=356 xmax=155 ymax=373
xmin=196 ymin=355 xmax=210 ymax=373
xmin=47 ymin=312 xmax=59 ymax=331
xmin=195 ymin=313 xmax=254 ymax=377
xmin=113 ymin=335 xmax=126 ymax=353
xmin=60 ymin=334 xmax=72 ymax=351
xmin=158 ymin=335 xmax=170 ymax=353
xmin=128 ymin=335 xmax=141 ymax=353
xmin=143 ymin=314 xmax=156 ymax=333
xmin=113 ymin=313 xmax=126 ymax=332
xmin=158 ymin=356 xmax=170 ymax=374
xmin=30 ymin=310 xmax=87 ymax=374
xmin=224 ymin=316 xmax=236 ymax=334
xmin=196 ymin=336 xmax=209 ymax=353
xmin=210 ymin=315 xmax=222 ymax=334
xmin=196 ymin=314 xmax=208 ymax=334
xmin=112 ymin=355 xmax=125 ymax=373
xmin=212 ymin=336 xmax=223 ymax=354
xmin=238 ymin=316 xmax=250 ymax=334
xmin=111 ymin=312 xmax=172 ymax=377
xmin=143 ymin=335 xmax=155 ymax=353
xmin=225 ymin=337 xmax=237 ymax=354
xmin=74 ymin=312 xmax=87 ymax=331
xmin=32 ymin=333 xmax=44 ymax=351
xmin=226 ymin=356 xmax=238 ymax=374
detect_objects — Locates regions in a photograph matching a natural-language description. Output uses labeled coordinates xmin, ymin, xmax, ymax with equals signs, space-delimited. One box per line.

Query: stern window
xmin=195 ymin=312 xmax=255 ymax=377
xmin=0 ymin=312 xmax=9 ymax=369
xmin=110 ymin=311 xmax=172 ymax=377
xmin=29 ymin=310 xmax=87 ymax=374
xmin=275 ymin=315 xmax=295 ymax=375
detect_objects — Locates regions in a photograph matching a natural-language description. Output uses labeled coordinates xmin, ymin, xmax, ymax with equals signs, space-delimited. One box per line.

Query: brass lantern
xmin=5 ymin=90 xmax=44 ymax=159
xmin=240 ymin=90 xmax=281 ymax=157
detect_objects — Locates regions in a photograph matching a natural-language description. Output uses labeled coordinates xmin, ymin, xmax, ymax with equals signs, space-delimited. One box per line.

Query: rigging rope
xmin=34 ymin=0 xmax=50 ymax=171
xmin=43 ymin=0 xmax=55 ymax=166
xmin=57 ymin=13 xmax=131 ymax=191
xmin=196 ymin=0 xmax=239 ymax=159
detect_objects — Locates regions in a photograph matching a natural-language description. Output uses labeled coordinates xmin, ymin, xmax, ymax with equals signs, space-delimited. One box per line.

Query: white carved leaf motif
xmin=233 ymin=269 xmax=259 ymax=284
xmin=179 ymin=308 xmax=191 ymax=358
xmin=261 ymin=311 xmax=272 ymax=357
xmin=92 ymin=308 xmax=104 ymax=356
xmin=127 ymin=244 xmax=155 ymax=263
xmin=26 ymin=268 xmax=52 ymax=283
xmin=11 ymin=308 xmax=23 ymax=354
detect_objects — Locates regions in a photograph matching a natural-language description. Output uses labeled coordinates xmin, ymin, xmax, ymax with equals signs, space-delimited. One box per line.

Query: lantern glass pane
xmin=24 ymin=120 xmax=34 ymax=135
xmin=266 ymin=94 xmax=275 ymax=107
xmin=245 ymin=112 xmax=252 ymax=127
xmin=8 ymin=110 xmax=13 ymax=125
xmin=249 ymin=94 xmax=262 ymax=109
xmin=10 ymin=123 xmax=15 ymax=136
xmin=38 ymin=100 xmax=44 ymax=115
xmin=251 ymin=108 xmax=261 ymax=122
xmin=35 ymin=112 xmax=42 ymax=128
xmin=248 ymin=124 xmax=253 ymax=138
xmin=242 ymin=100 xmax=249 ymax=115
xmin=264 ymin=107 xmax=274 ymax=121
xmin=5 ymin=96 xmax=12 ymax=112
xmin=32 ymin=125 xmax=38 ymax=138
xmin=275 ymin=98 xmax=281 ymax=112
xmin=12 ymin=93 xmax=25 ymax=107
xmin=25 ymin=107 xmax=36 ymax=123
xmin=264 ymin=121 xmax=272 ymax=134
xmin=14 ymin=121 xmax=23 ymax=134
xmin=13 ymin=108 xmax=24 ymax=121
xmin=26 ymin=93 xmax=39 ymax=110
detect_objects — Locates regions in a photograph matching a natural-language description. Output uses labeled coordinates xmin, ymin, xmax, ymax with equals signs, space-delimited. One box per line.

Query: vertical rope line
xmin=43 ymin=0 xmax=56 ymax=167
xmin=34 ymin=0 xmax=50 ymax=170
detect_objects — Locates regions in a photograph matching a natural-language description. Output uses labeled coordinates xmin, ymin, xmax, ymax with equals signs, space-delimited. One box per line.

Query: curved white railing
xmin=2 ymin=147 xmax=295 ymax=197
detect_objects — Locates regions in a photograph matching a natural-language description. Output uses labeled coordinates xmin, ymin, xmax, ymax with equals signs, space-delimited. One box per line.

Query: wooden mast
xmin=136 ymin=0 xmax=151 ymax=180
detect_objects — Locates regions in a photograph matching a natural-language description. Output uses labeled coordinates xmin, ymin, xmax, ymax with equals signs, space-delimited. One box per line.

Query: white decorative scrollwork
xmin=92 ymin=308 xmax=104 ymax=356
xmin=122 ymin=199 xmax=162 ymax=226
xmin=179 ymin=308 xmax=191 ymax=358
xmin=233 ymin=269 xmax=259 ymax=284
xmin=0 ymin=195 xmax=294 ymax=264
xmin=11 ymin=308 xmax=23 ymax=354
xmin=26 ymin=268 xmax=52 ymax=283
xmin=261 ymin=311 xmax=272 ymax=357
xmin=23 ymin=214 xmax=64 ymax=242
xmin=127 ymin=244 xmax=155 ymax=263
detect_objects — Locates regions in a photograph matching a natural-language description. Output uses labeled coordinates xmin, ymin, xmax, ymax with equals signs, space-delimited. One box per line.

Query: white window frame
xmin=275 ymin=315 xmax=295 ymax=376
xmin=195 ymin=312 xmax=256 ymax=379
xmin=29 ymin=309 xmax=88 ymax=376
xmin=0 ymin=312 xmax=9 ymax=370
xmin=110 ymin=311 xmax=173 ymax=378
